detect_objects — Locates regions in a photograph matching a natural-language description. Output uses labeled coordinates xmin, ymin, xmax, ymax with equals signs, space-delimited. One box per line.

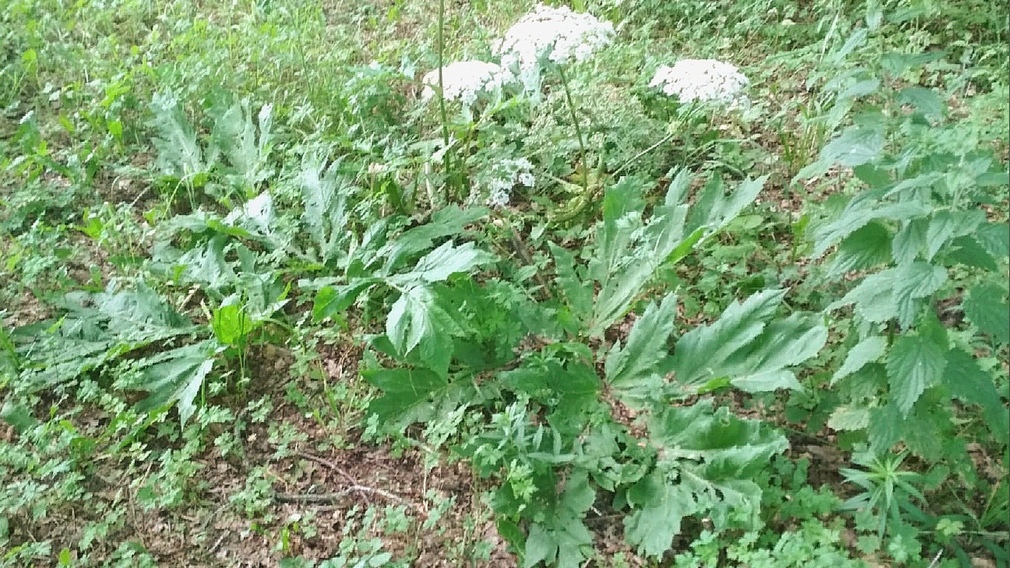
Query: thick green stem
xmin=557 ymin=65 xmax=588 ymax=195
xmin=436 ymin=0 xmax=452 ymax=202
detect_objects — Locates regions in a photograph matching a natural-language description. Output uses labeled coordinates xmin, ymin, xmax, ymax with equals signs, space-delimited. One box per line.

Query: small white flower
xmin=482 ymin=157 xmax=536 ymax=208
xmin=421 ymin=60 xmax=510 ymax=110
xmin=495 ymin=4 xmax=614 ymax=89
xmin=649 ymin=59 xmax=750 ymax=108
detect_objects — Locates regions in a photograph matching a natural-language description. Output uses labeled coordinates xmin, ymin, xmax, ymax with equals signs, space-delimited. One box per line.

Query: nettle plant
xmin=796 ymin=27 xmax=1009 ymax=559
xmin=359 ymin=170 xmax=831 ymax=565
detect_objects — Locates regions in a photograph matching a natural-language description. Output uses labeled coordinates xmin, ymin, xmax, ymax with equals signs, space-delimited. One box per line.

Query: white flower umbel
xmin=481 ymin=157 xmax=536 ymax=208
xmin=495 ymin=4 xmax=614 ymax=90
xmin=649 ymin=59 xmax=750 ymax=108
xmin=421 ymin=60 xmax=510 ymax=111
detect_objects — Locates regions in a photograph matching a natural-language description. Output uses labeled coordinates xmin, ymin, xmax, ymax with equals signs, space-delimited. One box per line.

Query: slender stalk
xmin=557 ymin=65 xmax=588 ymax=195
xmin=436 ymin=0 xmax=452 ymax=201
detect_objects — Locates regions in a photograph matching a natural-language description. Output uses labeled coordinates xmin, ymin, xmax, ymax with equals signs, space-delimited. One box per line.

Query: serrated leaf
xmin=886 ymin=335 xmax=947 ymax=416
xmin=523 ymin=470 xmax=595 ymax=568
xmin=379 ymin=206 xmax=488 ymax=275
xmin=820 ymin=125 xmax=884 ymax=167
xmin=828 ymin=222 xmax=893 ymax=278
xmin=299 ymin=156 xmax=352 ymax=265
xmin=828 ymin=405 xmax=871 ymax=431
xmin=605 ymin=294 xmax=677 ymax=406
xmin=134 ymin=340 xmax=220 ymax=427
xmin=550 ymin=243 xmax=594 ymax=325
xmin=891 ymin=218 xmax=928 ymax=265
xmin=831 ymin=268 xmax=897 ymax=323
xmin=149 ymin=91 xmax=205 ymax=179
xmin=976 ymin=222 xmax=1010 ymax=258
xmin=962 ymin=282 xmax=1010 ymax=344
xmin=385 ymin=285 xmax=456 ymax=374
xmin=893 ymin=262 xmax=947 ymax=329
xmin=896 ymin=87 xmax=944 ymax=118
xmin=942 ymin=349 xmax=1009 ymax=444
xmin=624 ymin=471 xmax=694 ymax=557
xmin=945 ymin=236 xmax=998 ymax=270
xmin=403 ymin=241 xmax=491 ymax=283
xmin=868 ymin=403 xmax=903 ymax=454
xmin=670 ymin=290 xmax=786 ymax=387
xmin=924 ymin=211 xmax=956 ymax=261
xmin=833 ymin=335 xmax=888 ymax=384
xmin=362 ymin=367 xmax=449 ymax=429
xmin=812 ymin=199 xmax=930 ymax=257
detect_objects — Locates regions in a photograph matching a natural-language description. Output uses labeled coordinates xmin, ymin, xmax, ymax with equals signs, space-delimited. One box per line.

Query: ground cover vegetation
xmin=0 ymin=0 xmax=1007 ymax=566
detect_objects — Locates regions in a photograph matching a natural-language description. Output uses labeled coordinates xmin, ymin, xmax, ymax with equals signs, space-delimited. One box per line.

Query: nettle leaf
xmin=833 ymin=335 xmax=888 ymax=385
xmin=827 ymin=221 xmax=893 ymax=278
xmin=896 ymin=86 xmax=944 ymax=118
xmin=946 ymin=235 xmax=999 ymax=270
xmin=976 ymin=221 xmax=1010 ymax=259
xmin=820 ymin=124 xmax=885 ymax=167
xmin=668 ymin=290 xmax=784 ymax=388
xmin=885 ymin=335 xmax=947 ymax=416
xmin=523 ymin=469 xmax=595 ymax=568
xmin=604 ymin=294 xmax=678 ymax=408
xmin=827 ymin=405 xmax=871 ymax=431
xmin=893 ymin=261 xmax=947 ymax=329
xmin=134 ymin=339 xmax=221 ymax=427
xmin=962 ymin=282 xmax=1010 ymax=345
xmin=892 ymin=217 xmax=929 ymax=265
xmin=831 ymin=268 xmax=898 ymax=323
xmin=942 ymin=349 xmax=1009 ymax=444
xmin=812 ymin=196 xmax=930 ymax=257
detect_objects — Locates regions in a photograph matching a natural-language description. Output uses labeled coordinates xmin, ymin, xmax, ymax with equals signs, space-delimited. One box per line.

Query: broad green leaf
xmin=149 ymin=91 xmax=205 ymax=179
xmin=385 ymin=285 xmax=457 ymax=375
xmin=605 ymin=294 xmax=678 ymax=407
xmin=975 ymin=222 xmax=1010 ymax=259
xmin=670 ymin=290 xmax=786 ymax=387
xmin=896 ymin=87 xmax=944 ymax=118
xmin=208 ymin=96 xmax=273 ymax=187
xmin=893 ymin=262 xmax=947 ymax=329
xmin=93 ymin=282 xmax=196 ymax=343
xmin=833 ymin=335 xmax=888 ymax=384
xmin=891 ymin=217 xmax=929 ymax=265
xmin=134 ymin=340 xmax=220 ymax=427
xmin=827 ymin=222 xmax=892 ymax=278
xmin=812 ymin=199 xmax=930 ymax=257
xmin=945 ymin=236 xmax=999 ymax=270
xmin=942 ymin=349 xmax=1009 ymax=444
xmin=725 ymin=314 xmax=828 ymax=392
xmin=831 ymin=269 xmax=898 ymax=323
xmin=362 ymin=367 xmax=450 ymax=429
xmin=379 ymin=206 xmax=488 ymax=274
xmin=867 ymin=402 xmax=903 ymax=454
xmin=624 ymin=471 xmax=694 ymax=558
xmin=402 ymin=241 xmax=492 ymax=283
xmin=299 ymin=155 xmax=352 ymax=265
xmin=523 ymin=470 xmax=595 ymax=568
xmin=550 ymin=243 xmax=594 ymax=324
xmin=963 ymin=282 xmax=1010 ymax=345
xmin=820 ymin=125 xmax=884 ymax=167
xmin=886 ymin=335 xmax=947 ymax=416
xmin=211 ymin=297 xmax=257 ymax=346
xmin=311 ymin=279 xmax=379 ymax=322
xmin=827 ymin=405 xmax=871 ymax=431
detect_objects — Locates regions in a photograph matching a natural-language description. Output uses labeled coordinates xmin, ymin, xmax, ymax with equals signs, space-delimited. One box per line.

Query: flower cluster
xmin=481 ymin=157 xmax=536 ymax=208
xmin=494 ymin=4 xmax=614 ymax=87
xmin=649 ymin=59 xmax=750 ymax=108
xmin=420 ymin=60 xmax=511 ymax=110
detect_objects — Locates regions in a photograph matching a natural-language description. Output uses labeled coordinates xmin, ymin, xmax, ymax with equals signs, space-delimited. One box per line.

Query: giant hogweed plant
xmin=359 ymin=170 xmax=831 ymax=566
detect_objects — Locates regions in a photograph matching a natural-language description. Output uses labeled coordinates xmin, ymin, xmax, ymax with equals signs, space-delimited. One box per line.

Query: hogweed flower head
xmin=649 ymin=59 xmax=750 ymax=108
xmin=482 ymin=157 xmax=535 ymax=208
xmin=495 ymin=4 xmax=614 ymax=89
xmin=421 ymin=60 xmax=511 ymax=110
